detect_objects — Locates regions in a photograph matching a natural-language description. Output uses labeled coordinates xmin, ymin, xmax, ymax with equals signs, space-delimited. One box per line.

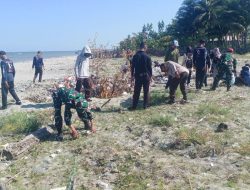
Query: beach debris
xmin=93 ymin=73 xmax=132 ymax=99
xmin=1 ymin=127 xmax=54 ymax=160
xmin=96 ymin=180 xmax=112 ymax=190
xmin=50 ymin=187 xmax=66 ymax=190
xmin=215 ymin=123 xmax=228 ymax=133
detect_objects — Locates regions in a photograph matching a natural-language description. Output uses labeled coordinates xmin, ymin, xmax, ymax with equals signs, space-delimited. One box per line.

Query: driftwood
xmin=1 ymin=127 xmax=54 ymax=160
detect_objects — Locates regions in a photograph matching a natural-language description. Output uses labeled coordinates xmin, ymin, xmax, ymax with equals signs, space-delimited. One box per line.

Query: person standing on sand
xmin=129 ymin=42 xmax=152 ymax=110
xmin=74 ymin=46 xmax=93 ymax=101
xmin=0 ymin=51 xmax=22 ymax=110
xmin=32 ymin=51 xmax=44 ymax=83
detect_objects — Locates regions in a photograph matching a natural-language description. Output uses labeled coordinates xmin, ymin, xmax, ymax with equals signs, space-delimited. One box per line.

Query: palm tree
xmin=193 ymin=0 xmax=225 ymax=42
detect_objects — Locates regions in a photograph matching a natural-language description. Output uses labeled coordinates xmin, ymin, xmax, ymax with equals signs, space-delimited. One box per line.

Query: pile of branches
xmin=93 ymin=73 xmax=132 ymax=99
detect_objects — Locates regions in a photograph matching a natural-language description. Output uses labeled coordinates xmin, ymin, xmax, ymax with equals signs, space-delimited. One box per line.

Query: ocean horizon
xmin=6 ymin=51 xmax=77 ymax=63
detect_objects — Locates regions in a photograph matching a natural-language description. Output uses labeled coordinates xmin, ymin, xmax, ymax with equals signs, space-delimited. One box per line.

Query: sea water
xmin=6 ymin=51 xmax=76 ymax=63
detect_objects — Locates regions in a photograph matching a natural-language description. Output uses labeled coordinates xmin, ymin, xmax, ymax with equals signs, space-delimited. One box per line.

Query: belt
xmin=139 ymin=73 xmax=148 ymax=77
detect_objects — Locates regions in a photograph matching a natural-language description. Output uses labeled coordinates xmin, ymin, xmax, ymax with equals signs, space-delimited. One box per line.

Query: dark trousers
xmin=75 ymin=78 xmax=92 ymax=99
xmin=52 ymin=95 xmax=74 ymax=135
xmin=203 ymin=74 xmax=208 ymax=86
xmin=1 ymin=81 xmax=20 ymax=108
xmin=52 ymin=92 xmax=63 ymax=135
xmin=76 ymin=106 xmax=93 ymax=130
xmin=196 ymin=69 xmax=206 ymax=89
xmin=169 ymin=72 xmax=188 ymax=101
xmin=132 ymin=76 xmax=150 ymax=108
xmin=166 ymin=75 xmax=173 ymax=89
xmin=34 ymin=67 xmax=43 ymax=82
xmin=64 ymin=103 xmax=74 ymax=126
xmin=187 ymin=69 xmax=192 ymax=85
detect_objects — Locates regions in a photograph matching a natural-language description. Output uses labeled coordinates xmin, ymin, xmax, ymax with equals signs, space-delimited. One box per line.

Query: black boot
xmin=55 ymin=133 xmax=63 ymax=141
xmin=167 ymin=99 xmax=175 ymax=104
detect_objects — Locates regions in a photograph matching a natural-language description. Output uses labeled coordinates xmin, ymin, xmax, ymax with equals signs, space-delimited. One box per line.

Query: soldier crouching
xmin=212 ymin=48 xmax=237 ymax=91
xmin=52 ymin=77 xmax=95 ymax=141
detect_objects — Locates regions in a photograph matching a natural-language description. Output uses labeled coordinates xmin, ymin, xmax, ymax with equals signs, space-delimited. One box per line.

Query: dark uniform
xmin=32 ymin=55 xmax=44 ymax=82
xmin=212 ymin=53 xmax=237 ymax=91
xmin=183 ymin=53 xmax=193 ymax=85
xmin=52 ymin=87 xmax=93 ymax=138
xmin=131 ymin=50 xmax=152 ymax=109
xmin=203 ymin=53 xmax=211 ymax=87
xmin=1 ymin=58 xmax=21 ymax=109
xmin=193 ymin=46 xmax=208 ymax=89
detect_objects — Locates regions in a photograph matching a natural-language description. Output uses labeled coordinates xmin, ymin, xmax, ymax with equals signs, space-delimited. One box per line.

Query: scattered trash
xmin=215 ymin=123 xmax=228 ymax=132
xmin=96 ymin=180 xmax=112 ymax=190
xmin=50 ymin=187 xmax=66 ymax=190
xmin=50 ymin=154 xmax=57 ymax=159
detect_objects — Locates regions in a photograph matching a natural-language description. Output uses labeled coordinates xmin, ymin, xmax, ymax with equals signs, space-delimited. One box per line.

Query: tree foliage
xmin=119 ymin=0 xmax=250 ymax=54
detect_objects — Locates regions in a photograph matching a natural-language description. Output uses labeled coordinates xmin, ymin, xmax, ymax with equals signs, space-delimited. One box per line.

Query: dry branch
xmin=1 ymin=127 xmax=54 ymax=160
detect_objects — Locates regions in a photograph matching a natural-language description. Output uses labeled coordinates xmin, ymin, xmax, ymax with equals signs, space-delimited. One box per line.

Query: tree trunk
xmin=1 ymin=127 xmax=54 ymax=160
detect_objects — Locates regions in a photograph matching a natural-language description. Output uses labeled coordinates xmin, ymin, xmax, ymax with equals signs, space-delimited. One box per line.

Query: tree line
xmin=119 ymin=0 xmax=250 ymax=54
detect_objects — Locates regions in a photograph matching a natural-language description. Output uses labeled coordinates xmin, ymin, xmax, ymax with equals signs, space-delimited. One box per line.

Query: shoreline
xmin=14 ymin=55 xmax=76 ymax=83
xmin=14 ymin=55 xmax=77 ymax=64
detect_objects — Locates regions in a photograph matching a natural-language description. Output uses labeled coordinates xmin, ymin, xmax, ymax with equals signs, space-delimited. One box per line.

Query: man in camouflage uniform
xmin=212 ymin=48 xmax=237 ymax=91
xmin=52 ymin=78 xmax=94 ymax=141
xmin=164 ymin=40 xmax=180 ymax=63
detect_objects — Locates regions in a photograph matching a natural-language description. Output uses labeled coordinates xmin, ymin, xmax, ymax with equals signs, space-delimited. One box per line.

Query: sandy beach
xmin=0 ymin=55 xmax=130 ymax=114
xmin=0 ymin=56 xmax=79 ymax=113
xmin=14 ymin=56 xmax=76 ymax=84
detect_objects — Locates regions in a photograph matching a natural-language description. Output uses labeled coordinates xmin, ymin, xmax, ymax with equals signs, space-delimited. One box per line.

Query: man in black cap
xmin=0 ymin=51 xmax=21 ymax=110
xmin=129 ymin=42 xmax=152 ymax=110
xmin=193 ymin=40 xmax=209 ymax=90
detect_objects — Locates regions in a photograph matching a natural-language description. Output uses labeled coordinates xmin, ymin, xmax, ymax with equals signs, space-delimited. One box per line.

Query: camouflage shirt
xmin=219 ymin=53 xmax=237 ymax=71
xmin=164 ymin=48 xmax=180 ymax=63
xmin=55 ymin=87 xmax=88 ymax=109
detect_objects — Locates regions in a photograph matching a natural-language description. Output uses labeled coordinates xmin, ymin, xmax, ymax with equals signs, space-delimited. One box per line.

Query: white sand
xmin=14 ymin=56 xmax=77 ymax=85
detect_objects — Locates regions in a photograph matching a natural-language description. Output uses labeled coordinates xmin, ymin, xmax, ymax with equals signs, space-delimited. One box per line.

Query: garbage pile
xmin=93 ymin=73 xmax=132 ymax=99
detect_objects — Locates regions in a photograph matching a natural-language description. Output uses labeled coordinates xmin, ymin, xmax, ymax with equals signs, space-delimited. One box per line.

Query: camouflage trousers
xmin=52 ymin=93 xmax=73 ymax=134
xmin=52 ymin=92 xmax=63 ymax=135
xmin=212 ymin=64 xmax=232 ymax=91
xmin=76 ymin=106 xmax=93 ymax=130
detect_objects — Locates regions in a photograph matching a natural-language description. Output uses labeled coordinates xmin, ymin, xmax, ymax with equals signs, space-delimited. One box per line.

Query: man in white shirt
xmin=74 ymin=46 xmax=93 ymax=101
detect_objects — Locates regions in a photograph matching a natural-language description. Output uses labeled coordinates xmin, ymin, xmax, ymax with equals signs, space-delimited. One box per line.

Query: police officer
xmin=0 ymin=51 xmax=21 ymax=110
xmin=212 ymin=48 xmax=237 ymax=91
xmin=129 ymin=42 xmax=152 ymax=110
xmin=193 ymin=40 xmax=209 ymax=90
xmin=160 ymin=61 xmax=189 ymax=104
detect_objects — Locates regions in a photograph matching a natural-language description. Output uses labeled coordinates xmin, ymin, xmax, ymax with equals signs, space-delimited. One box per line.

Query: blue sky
xmin=2 ymin=0 xmax=183 ymax=52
